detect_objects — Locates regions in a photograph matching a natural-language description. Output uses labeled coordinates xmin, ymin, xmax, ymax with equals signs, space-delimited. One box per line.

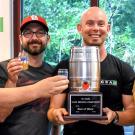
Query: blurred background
xmin=22 ymin=0 xmax=135 ymax=70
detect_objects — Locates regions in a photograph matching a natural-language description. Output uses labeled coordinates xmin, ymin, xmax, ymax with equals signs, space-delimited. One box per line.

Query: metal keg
xmin=69 ymin=46 xmax=100 ymax=92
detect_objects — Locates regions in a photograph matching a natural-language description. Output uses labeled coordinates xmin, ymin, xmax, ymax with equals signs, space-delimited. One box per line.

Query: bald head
xmin=80 ymin=7 xmax=108 ymax=25
xmin=77 ymin=6 xmax=110 ymax=47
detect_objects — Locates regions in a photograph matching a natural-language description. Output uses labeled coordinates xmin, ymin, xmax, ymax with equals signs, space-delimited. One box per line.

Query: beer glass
xmin=18 ymin=50 xmax=29 ymax=70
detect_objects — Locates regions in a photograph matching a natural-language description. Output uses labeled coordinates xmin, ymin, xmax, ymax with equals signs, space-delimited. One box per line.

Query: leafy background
xmin=23 ymin=0 xmax=135 ymax=70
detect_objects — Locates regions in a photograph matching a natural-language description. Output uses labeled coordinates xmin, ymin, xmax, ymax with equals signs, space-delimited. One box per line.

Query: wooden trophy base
xmin=63 ymin=115 xmax=108 ymax=120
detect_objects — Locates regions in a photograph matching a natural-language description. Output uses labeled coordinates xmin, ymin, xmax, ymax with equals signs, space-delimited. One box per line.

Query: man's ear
xmin=107 ymin=24 xmax=111 ymax=32
xmin=19 ymin=35 xmax=23 ymax=45
xmin=47 ymin=34 xmax=50 ymax=44
xmin=77 ymin=24 xmax=82 ymax=34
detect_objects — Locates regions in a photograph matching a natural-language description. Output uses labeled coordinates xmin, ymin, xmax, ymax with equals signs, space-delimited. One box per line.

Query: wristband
xmin=113 ymin=111 xmax=119 ymax=124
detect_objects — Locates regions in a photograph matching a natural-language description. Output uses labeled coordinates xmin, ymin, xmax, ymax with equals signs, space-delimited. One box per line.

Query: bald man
xmin=47 ymin=7 xmax=135 ymax=135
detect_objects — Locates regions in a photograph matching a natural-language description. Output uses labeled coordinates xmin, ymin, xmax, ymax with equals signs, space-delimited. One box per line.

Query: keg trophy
xmin=64 ymin=46 xmax=106 ymax=120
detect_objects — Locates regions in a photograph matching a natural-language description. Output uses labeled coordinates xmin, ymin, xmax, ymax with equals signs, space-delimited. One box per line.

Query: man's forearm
xmin=5 ymin=79 xmax=17 ymax=88
xmin=117 ymin=108 xmax=135 ymax=125
xmin=47 ymin=108 xmax=55 ymax=122
xmin=0 ymin=84 xmax=39 ymax=107
xmin=0 ymin=76 xmax=69 ymax=108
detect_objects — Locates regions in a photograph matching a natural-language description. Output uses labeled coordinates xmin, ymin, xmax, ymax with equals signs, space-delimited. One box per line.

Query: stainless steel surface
xmin=69 ymin=46 xmax=100 ymax=92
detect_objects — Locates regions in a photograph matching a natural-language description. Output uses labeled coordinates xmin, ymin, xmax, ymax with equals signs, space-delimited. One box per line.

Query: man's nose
xmin=31 ymin=33 xmax=38 ymax=39
xmin=93 ymin=24 xmax=99 ymax=31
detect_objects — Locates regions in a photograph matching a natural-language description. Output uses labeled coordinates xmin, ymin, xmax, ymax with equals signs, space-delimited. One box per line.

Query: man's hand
xmin=0 ymin=106 xmax=13 ymax=123
xmin=6 ymin=58 xmax=23 ymax=86
xmin=89 ymin=107 xmax=116 ymax=125
xmin=35 ymin=75 xmax=69 ymax=97
xmin=51 ymin=108 xmax=77 ymax=125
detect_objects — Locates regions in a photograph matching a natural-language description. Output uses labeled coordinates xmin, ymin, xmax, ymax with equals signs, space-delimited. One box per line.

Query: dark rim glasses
xmin=22 ymin=30 xmax=48 ymax=38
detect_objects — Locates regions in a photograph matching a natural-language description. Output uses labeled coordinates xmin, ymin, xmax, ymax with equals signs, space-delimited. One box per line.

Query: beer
xmin=18 ymin=50 xmax=29 ymax=70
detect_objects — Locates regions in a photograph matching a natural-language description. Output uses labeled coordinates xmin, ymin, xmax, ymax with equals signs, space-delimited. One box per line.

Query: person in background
xmin=0 ymin=15 xmax=66 ymax=135
xmin=0 ymin=75 xmax=69 ymax=122
xmin=47 ymin=7 xmax=135 ymax=135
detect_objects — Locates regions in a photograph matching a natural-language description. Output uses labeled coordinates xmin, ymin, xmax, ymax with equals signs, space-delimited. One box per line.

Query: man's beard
xmin=22 ymin=39 xmax=46 ymax=56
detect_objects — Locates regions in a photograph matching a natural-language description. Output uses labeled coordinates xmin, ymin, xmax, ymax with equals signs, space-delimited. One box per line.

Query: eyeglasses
xmin=22 ymin=30 xmax=48 ymax=38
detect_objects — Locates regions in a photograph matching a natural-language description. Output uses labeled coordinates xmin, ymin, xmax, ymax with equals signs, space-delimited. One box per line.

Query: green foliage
xmin=23 ymin=0 xmax=135 ymax=70
xmin=100 ymin=0 xmax=135 ymax=69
